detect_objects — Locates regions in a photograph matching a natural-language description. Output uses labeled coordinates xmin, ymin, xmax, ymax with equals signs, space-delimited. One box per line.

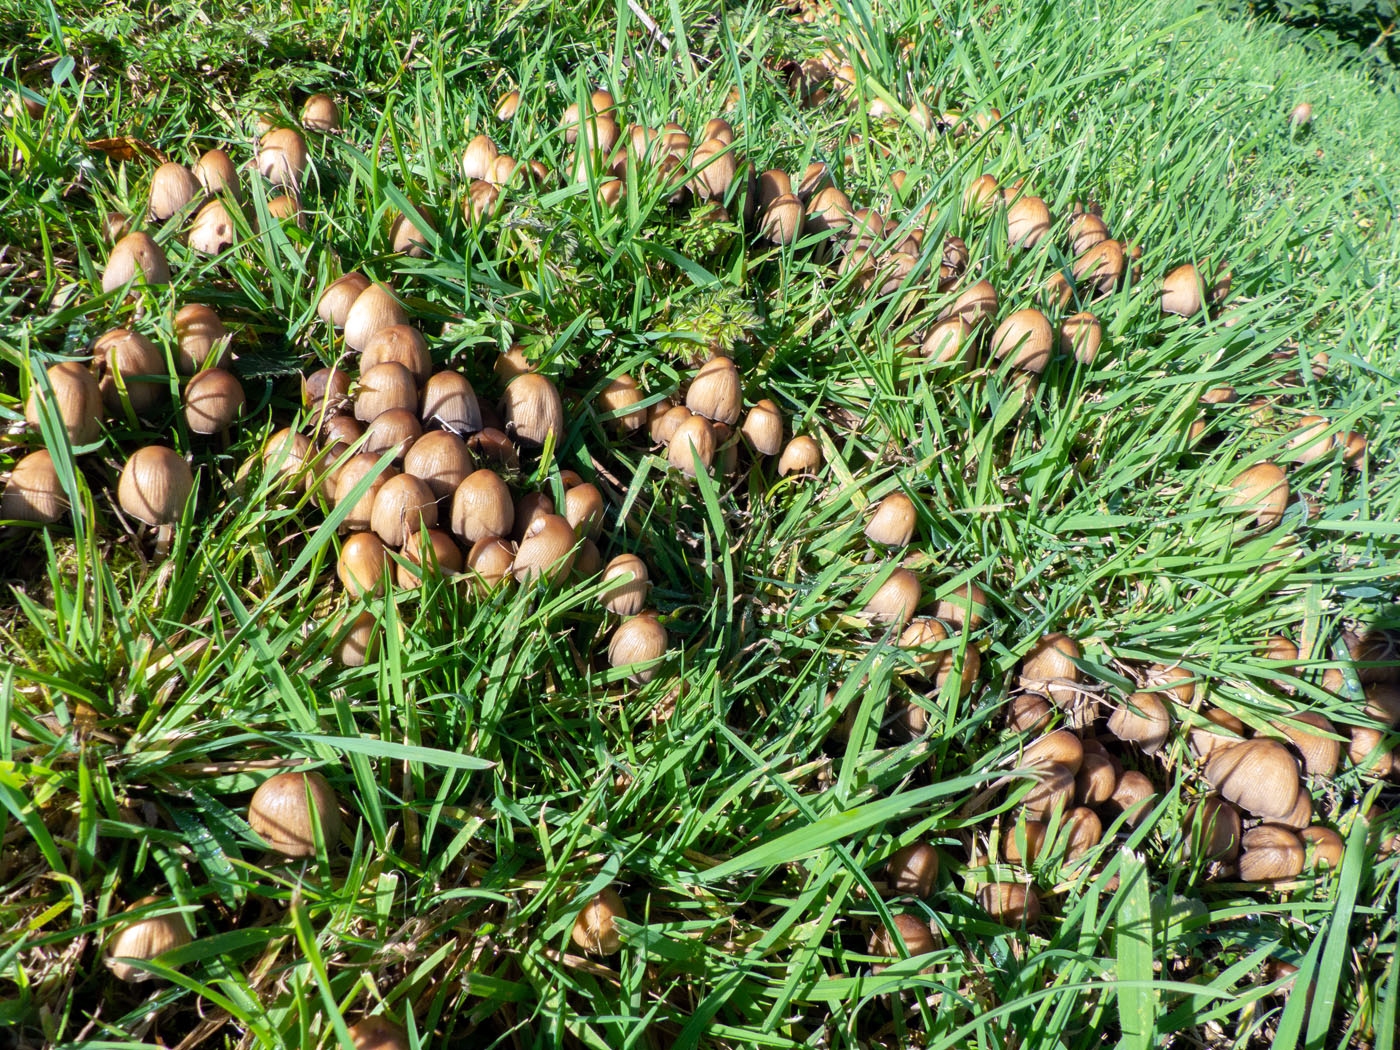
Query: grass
xmin=2 ymin=0 xmax=1399 ymax=1046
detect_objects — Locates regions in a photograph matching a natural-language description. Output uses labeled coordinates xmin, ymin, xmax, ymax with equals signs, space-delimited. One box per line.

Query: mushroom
xmin=1007 ymin=195 xmax=1050 ymax=247
xmin=1008 ymin=694 xmax=1053 ymax=734
xmin=1274 ymin=710 xmax=1341 ymax=777
xmin=301 ymin=93 xmax=340 ymax=131
xmin=597 ymin=375 xmax=647 ymax=432
xmin=668 ymin=415 xmax=716 ymax=476
xmin=421 ymin=371 xmax=483 ymax=433
xmin=338 ymin=531 xmax=389 ymax=597
xmin=502 ymin=373 xmax=564 ymax=447
xmin=465 ymin=536 xmax=515 ymax=595
xmin=1072 ymin=240 xmax=1124 ymax=298
xmin=354 ymin=363 xmax=418 ymax=421
xmin=1003 ymin=819 xmax=1047 ymax=866
xmin=1238 ymin=825 xmax=1304 ymax=883
xmin=1068 ymin=213 xmax=1108 ymax=256
xmin=932 ymin=582 xmax=988 ymax=630
xmin=689 ymin=139 xmax=736 ymax=201
xmin=104 ymin=897 xmax=192 ymax=982
xmin=346 ymin=1017 xmax=408 ymax=1050
xmin=334 ymin=455 xmax=399 ymax=534
xmin=600 ymin=554 xmax=649 ymax=616
xmin=173 ymin=304 xmax=229 ymax=374
xmin=572 ymin=887 xmax=627 ymax=954
xmin=257 ymin=127 xmax=309 ymax=188
xmin=868 ymin=913 xmax=937 ymax=957
xmin=1022 ymin=729 xmax=1084 ymax=774
xmin=389 ymin=211 xmax=433 ymax=257
xmin=886 ymin=841 xmax=939 ymax=897
xmin=962 ymin=173 xmax=999 ymax=215
xmin=450 ymin=469 xmax=513 ymax=543
xmin=1204 ymin=740 xmax=1300 ymax=819
xmin=193 ymin=148 xmax=240 ymax=199
xmin=777 ymin=435 xmax=822 ymax=476
xmin=1224 ymin=462 xmax=1288 ymax=530
xmin=741 ymin=399 xmax=784 ymax=456
xmin=25 ymin=361 xmax=102 ymax=445
xmin=402 ymin=431 xmax=473 ymax=502
xmin=1300 ymin=826 xmax=1343 ymax=869
xmin=94 ymin=328 xmax=166 ymax=416
xmin=148 ymin=162 xmax=201 ymax=221
xmin=685 ymin=356 xmax=742 ymax=425
xmin=1108 ymin=770 xmax=1156 ymax=825
xmin=865 ymin=493 xmax=917 ymax=547
xmin=863 ymin=567 xmax=921 ymax=627
xmin=1189 ymin=707 xmax=1247 ymax=761
xmin=397 ymin=529 xmax=464 ymax=588
xmin=1107 ymin=692 xmax=1172 ymax=754
xmin=1183 ymin=796 xmax=1242 ymax=861
xmin=1060 ymin=312 xmax=1102 ymax=366
xmin=990 ymin=308 xmax=1053 ymax=374
xmin=608 ymin=611 xmax=667 ymax=682
xmin=495 ymin=91 xmax=521 ymax=121
xmin=318 ymin=273 xmax=371 ymax=329
xmin=1022 ymin=762 xmax=1075 ymax=819
xmin=512 ymin=513 xmax=577 ymax=583
xmin=1019 ymin=633 xmax=1082 ymax=709
xmin=760 ymin=193 xmax=804 ymax=246
xmin=1075 ymin=743 xmax=1120 ymax=805
xmin=261 ymin=428 xmax=313 ymax=494
xmin=183 ymin=368 xmax=245 ymax=435
xmin=977 ymin=883 xmax=1040 ymax=925
xmin=118 ymin=447 xmax=193 ymax=554
xmin=922 ymin=317 xmax=974 ymax=368
xmin=2 ymin=449 xmax=66 ymax=523
xmin=362 ymin=409 xmax=422 ymax=463
xmin=462 ymin=134 xmax=499 ymax=181
xmin=371 ymin=474 xmax=438 ymax=547
xmin=363 ymin=325 xmax=432 ymax=385
xmin=248 ymin=770 xmax=342 ymax=857
xmin=1161 ymin=263 xmax=1204 ymax=316
xmin=1065 ymin=806 xmax=1103 ymax=859
xmin=103 ymin=232 xmax=170 ymax=292
xmin=187 ymin=199 xmax=237 ymax=254
xmin=344 ymin=284 xmax=408 ymax=354
xmin=563 ymin=483 xmax=604 ymax=539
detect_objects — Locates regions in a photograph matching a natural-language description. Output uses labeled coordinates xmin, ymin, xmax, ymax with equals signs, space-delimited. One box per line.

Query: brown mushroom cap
xmin=183 ymin=368 xmax=245 ymax=434
xmin=502 ymin=373 xmax=565 ymax=447
xmin=344 ymin=284 xmax=408 ymax=354
xmin=990 ymin=309 xmax=1054 ymax=374
xmin=571 ymin=887 xmax=627 ymax=954
xmin=117 ymin=446 xmax=194 ymax=527
xmin=318 ymin=273 xmax=371 ymax=329
xmin=1020 ymin=633 xmax=1082 ymax=708
xmin=346 ymin=1016 xmax=409 ymax=1050
xmin=402 ymin=431 xmax=473 ymax=502
xmin=371 ymin=474 xmax=438 ymax=547
xmin=868 ymin=912 xmax=937 ymax=957
xmin=600 ymin=554 xmax=649 ymax=616
xmin=777 ymin=435 xmax=822 ymax=476
xmin=865 ymin=492 xmax=918 ymax=547
xmin=103 ymin=232 xmax=171 ymax=292
xmin=173 ymin=304 xmax=229 ymax=375
xmin=95 ymin=328 xmax=167 ymax=415
xmin=1275 ymin=710 xmax=1341 ymax=777
xmin=1183 ymin=796 xmax=1242 ymax=861
xmin=1224 ymin=462 xmax=1289 ymax=530
xmin=1022 ymin=761 xmax=1075 ymax=820
xmin=685 ymin=356 xmax=742 ymax=425
xmin=1161 ymin=263 xmax=1204 ymax=316
xmin=1238 ymin=824 xmax=1305 ymax=882
xmin=363 ymin=325 xmax=432 ymax=385
xmin=741 ymin=399 xmax=784 ymax=455
xmin=25 ymin=361 xmax=103 ymax=445
xmin=257 ymin=127 xmax=309 ymax=188
xmin=104 ymin=897 xmax=193 ymax=982
xmin=977 ymin=883 xmax=1040 ymax=925
xmin=886 ymin=841 xmax=939 ymax=897
xmin=1204 ymin=739 xmax=1300 ymax=819
xmin=1300 ymin=825 xmax=1344 ymax=869
xmin=1007 ymin=195 xmax=1051 ymax=247
xmin=2 ymin=449 xmax=66 ymax=523
xmin=301 ymin=93 xmax=340 ymax=132
xmin=608 ymin=611 xmax=668 ymax=682
xmin=450 ymin=469 xmax=513 ymax=543
xmin=863 ymin=567 xmax=921 ymax=627
xmin=1008 ymin=693 xmax=1053 ymax=734
xmin=512 ymin=513 xmax=577 ymax=583
xmin=148 ymin=162 xmax=201 ymax=221
xmin=1107 ymin=691 xmax=1172 ymax=754
xmin=248 ymin=770 xmax=342 ymax=856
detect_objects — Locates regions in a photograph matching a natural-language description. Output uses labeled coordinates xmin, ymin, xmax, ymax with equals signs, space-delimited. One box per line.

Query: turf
xmin=1 ymin=0 xmax=1399 ymax=1047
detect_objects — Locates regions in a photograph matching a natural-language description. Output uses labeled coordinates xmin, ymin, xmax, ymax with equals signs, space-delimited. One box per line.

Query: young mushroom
xmin=183 ymin=368 xmax=245 ymax=436
xmin=26 ymin=361 xmax=103 ymax=445
xmin=1204 ymin=740 xmax=1300 ymax=820
xmin=608 ymin=611 xmax=667 ymax=682
xmin=117 ymin=446 xmax=194 ymax=555
xmin=865 ymin=492 xmax=917 ymax=547
xmin=104 ymin=897 xmax=193 ymax=982
xmin=571 ymin=887 xmax=627 ymax=955
xmin=863 ymin=567 xmax=921 ymax=627
xmin=886 ymin=841 xmax=939 ymax=897
xmin=247 ymin=770 xmax=343 ymax=857
xmin=2 ymin=450 xmax=66 ymax=523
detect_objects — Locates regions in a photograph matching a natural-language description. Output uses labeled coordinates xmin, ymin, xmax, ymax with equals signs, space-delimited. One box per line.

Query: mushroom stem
xmin=155 ymin=523 xmax=174 ymax=559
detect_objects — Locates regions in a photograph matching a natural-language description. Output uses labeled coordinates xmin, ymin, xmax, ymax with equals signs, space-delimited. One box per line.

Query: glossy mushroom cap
xmin=248 ymin=770 xmax=343 ymax=857
xmin=117 ymin=446 xmax=194 ymax=527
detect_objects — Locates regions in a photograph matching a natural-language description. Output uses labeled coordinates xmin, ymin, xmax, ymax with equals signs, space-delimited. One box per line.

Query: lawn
xmin=2 ymin=0 xmax=1399 ymax=1047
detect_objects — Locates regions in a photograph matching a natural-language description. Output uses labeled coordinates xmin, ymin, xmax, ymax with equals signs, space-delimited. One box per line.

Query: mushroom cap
xmin=1161 ymin=263 xmax=1204 ymax=316
xmin=863 ymin=567 xmax=920 ymax=627
xmin=572 ymin=887 xmax=627 ymax=954
xmin=248 ymin=770 xmax=342 ymax=856
xmin=1008 ymin=693 xmax=1053 ymax=734
xmin=344 ymin=284 xmax=408 ymax=354
xmin=502 ymin=373 xmax=564 ymax=447
xmin=1022 ymin=729 xmax=1083 ymax=773
xmin=2 ymin=449 xmax=66 ymax=523
xmin=685 ymin=356 xmax=742 ymax=425
xmin=948 ymin=279 xmax=998 ymax=328
xmin=597 ymin=374 xmax=647 ymax=432
xmin=922 ymin=317 xmax=974 ymax=368
xmin=1072 ymin=239 xmax=1125 ymax=298
xmin=354 ymin=362 xmax=418 ymax=421
xmin=777 ymin=435 xmax=822 ymax=476
xmin=1238 ymin=825 xmax=1305 ymax=882
xmin=495 ymin=91 xmax=521 ymax=121
xmin=1006 ymin=194 xmax=1051 ymax=247
xmin=1225 ymin=462 xmax=1289 ymax=530
xmin=1300 ymin=825 xmax=1344 ymax=869
xmin=741 ymin=399 xmax=783 ymax=455
xmin=1022 ymin=761 xmax=1075 ymax=820
xmin=1060 ymin=312 xmax=1102 ymax=365
xmin=94 ymin=328 xmax=166 ymax=415
xmin=363 ymin=325 xmax=432 ymax=385
xmin=1068 ymin=213 xmax=1109 ymax=256
xmin=173 ymin=303 xmax=228 ymax=374
xmin=257 ymin=127 xmax=309 ymax=188
xmin=346 ymin=1017 xmax=409 ymax=1050
xmin=931 ymin=582 xmax=988 ymax=629
xmin=397 ymin=528 xmax=464 ymax=588
xmin=102 ymin=232 xmax=170 ymax=292
xmin=118 ymin=446 xmax=193 ymax=527
xmin=338 ymin=531 xmax=389 ymax=597
xmin=104 ymin=897 xmax=192 ymax=982
xmin=462 ymin=134 xmax=500 ymax=181
xmin=990 ymin=308 xmax=1053 ymax=374
xmin=301 ymin=93 xmax=340 ymax=131
xmin=318 ymin=273 xmax=371 ymax=329
xmin=865 ymin=492 xmax=918 ymax=547
xmin=371 ymin=474 xmax=438 ymax=547
xmin=608 ymin=611 xmax=668 ymax=681
xmin=868 ymin=912 xmax=937 ymax=956
xmin=1183 ymin=796 xmax=1242 ymax=861
xmin=564 ymin=483 xmax=604 ymax=539
xmin=668 ymin=414 xmax=716 ymax=476
xmin=188 ymin=199 xmax=237 ymax=254
xmin=450 ymin=469 xmax=513 ymax=543
xmin=1003 ymin=819 xmax=1047 ymax=865
xmin=1275 ymin=710 xmax=1341 ymax=777
xmin=600 ymin=553 xmax=650 ymax=616
xmin=512 ymin=513 xmax=577 ymax=583
xmin=1107 ymin=691 xmax=1172 ymax=754
xmin=148 ymin=162 xmax=201 ymax=221
xmin=1020 ymin=632 xmax=1081 ymax=707
xmin=1075 ymin=747 xmax=1120 ymax=806
xmin=1204 ymin=739 xmax=1300 ymax=819
xmin=421 ymin=370 xmax=483 ymax=433
xmin=183 ymin=368 xmax=245 ymax=434
xmin=977 ymin=883 xmax=1040 ymax=925
xmin=886 ymin=841 xmax=939 ymax=897
xmin=194 ymin=148 xmax=239 ymax=198
xmin=25 ymin=361 xmax=103 ymax=445
xmin=403 ymin=431 xmax=473 ymax=502
xmin=1109 ymin=770 xmax=1157 ymax=824
xmin=689 ymin=139 xmax=736 ymax=200
xmin=760 ymin=193 xmax=804 ymax=246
